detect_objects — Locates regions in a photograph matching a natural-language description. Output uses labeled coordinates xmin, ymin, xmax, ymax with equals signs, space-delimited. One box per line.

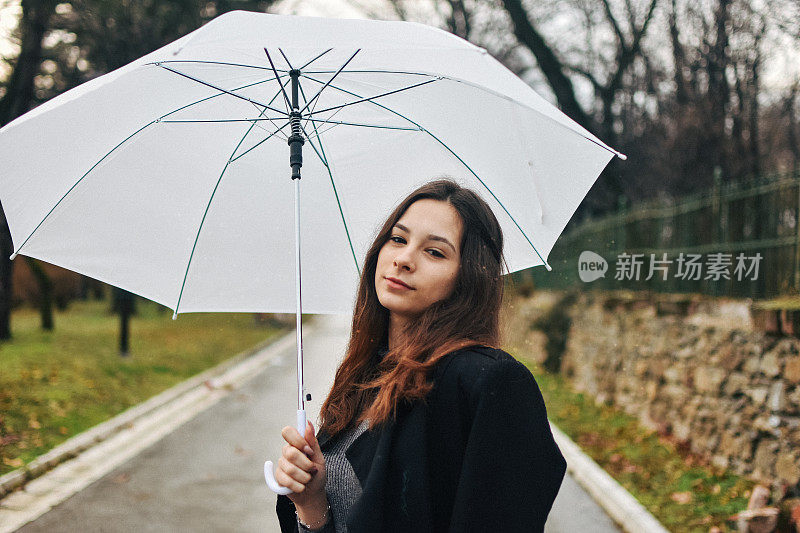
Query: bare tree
xmin=0 ymin=0 xmax=58 ymax=340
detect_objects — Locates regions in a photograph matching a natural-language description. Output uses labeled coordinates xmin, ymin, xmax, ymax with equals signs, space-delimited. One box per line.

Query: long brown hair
xmin=317 ymin=178 xmax=507 ymax=437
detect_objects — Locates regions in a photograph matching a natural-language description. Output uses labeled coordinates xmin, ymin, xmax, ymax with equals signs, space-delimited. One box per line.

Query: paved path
xmin=11 ymin=314 xmax=619 ymax=532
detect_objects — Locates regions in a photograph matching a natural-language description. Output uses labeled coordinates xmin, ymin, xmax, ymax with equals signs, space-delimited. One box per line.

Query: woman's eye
xmin=389 ymin=236 xmax=405 ymax=244
xmin=428 ymin=249 xmax=445 ymax=258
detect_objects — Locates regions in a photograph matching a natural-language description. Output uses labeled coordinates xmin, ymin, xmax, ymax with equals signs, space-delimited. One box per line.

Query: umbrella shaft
xmin=294 ymin=176 xmax=305 ymax=412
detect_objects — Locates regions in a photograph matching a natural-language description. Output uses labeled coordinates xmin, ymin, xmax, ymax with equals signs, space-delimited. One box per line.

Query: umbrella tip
xmin=172 ymin=311 xmax=178 ymax=320
xmin=616 ymin=152 xmax=628 ymax=161
xmin=544 ymin=262 xmax=552 ymax=272
xmin=9 ymin=252 xmax=16 ymax=260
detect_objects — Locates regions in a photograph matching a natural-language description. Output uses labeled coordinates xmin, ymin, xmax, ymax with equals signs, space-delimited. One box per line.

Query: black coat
xmin=276 ymin=345 xmax=567 ymax=532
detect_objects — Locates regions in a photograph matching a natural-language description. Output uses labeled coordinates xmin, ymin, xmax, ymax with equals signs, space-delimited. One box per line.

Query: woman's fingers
xmin=304 ymin=421 xmax=324 ymax=462
xmin=278 ymin=424 xmax=323 ymax=496
xmin=281 ymin=425 xmax=314 ymax=457
xmin=281 ymin=443 xmax=317 ymax=472
xmin=279 ymin=456 xmax=313 ymax=484
xmin=275 ymin=463 xmax=305 ymax=493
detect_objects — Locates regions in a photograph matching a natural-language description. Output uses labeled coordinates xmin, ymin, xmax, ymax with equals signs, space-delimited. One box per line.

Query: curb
xmin=0 ymin=324 xmax=306 ymax=499
xmin=550 ymin=422 xmax=670 ymax=533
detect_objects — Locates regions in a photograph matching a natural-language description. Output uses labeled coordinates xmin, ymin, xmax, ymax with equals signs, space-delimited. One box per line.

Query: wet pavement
xmin=12 ymin=314 xmax=619 ymax=532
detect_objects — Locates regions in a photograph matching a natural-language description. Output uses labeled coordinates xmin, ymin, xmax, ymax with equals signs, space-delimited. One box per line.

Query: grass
xmin=513 ymin=359 xmax=754 ymax=532
xmin=0 ymin=298 xmax=286 ymax=477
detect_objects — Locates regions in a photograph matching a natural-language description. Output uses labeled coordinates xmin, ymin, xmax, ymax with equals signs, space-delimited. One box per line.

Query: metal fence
xmin=523 ymin=170 xmax=800 ymax=299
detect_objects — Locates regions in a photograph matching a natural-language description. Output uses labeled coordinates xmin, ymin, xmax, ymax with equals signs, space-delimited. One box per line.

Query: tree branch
xmin=599 ymin=0 xmax=627 ymax=49
xmin=566 ymin=63 xmax=603 ymax=92
xmin=500 ymin=0 xmax=595 ymax=132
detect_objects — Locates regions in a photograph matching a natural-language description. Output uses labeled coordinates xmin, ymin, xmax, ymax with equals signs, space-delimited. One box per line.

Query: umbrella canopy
xmin=0 ymin=11 xmax=622 ymax=318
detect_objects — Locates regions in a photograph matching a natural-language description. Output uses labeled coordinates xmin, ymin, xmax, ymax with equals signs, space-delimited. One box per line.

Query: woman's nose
xmin=393 ymin=250 xmax=414 ymax=271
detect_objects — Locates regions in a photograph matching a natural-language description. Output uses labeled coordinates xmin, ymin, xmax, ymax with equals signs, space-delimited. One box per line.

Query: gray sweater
xmin=297 ymin=418 xmax=370 ymax=533
xmin=298 ymin=345 xmax=387 ymax=532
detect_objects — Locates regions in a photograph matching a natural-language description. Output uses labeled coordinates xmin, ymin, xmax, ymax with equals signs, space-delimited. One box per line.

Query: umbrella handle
xmin=264 ymin=409 xmax=307 ymax=495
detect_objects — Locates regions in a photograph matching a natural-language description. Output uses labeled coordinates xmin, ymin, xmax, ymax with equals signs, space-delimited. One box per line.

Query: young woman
xmin=275 ymin=179 xmax=566 ymax=532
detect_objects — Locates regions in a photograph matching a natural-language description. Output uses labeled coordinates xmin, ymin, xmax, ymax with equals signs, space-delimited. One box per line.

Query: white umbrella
xmin=0 ymin=11 xmax=624 ymax=495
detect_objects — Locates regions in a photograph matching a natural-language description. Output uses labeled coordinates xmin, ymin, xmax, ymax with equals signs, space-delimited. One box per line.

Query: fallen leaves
xmin=0 ymin=299 xmax=286 ymax=479
xmin=111 ymin=472 xmax=131 ymax=484
xmin=2 ymin=457 xmax=23 ymax=468
xmin=509 ymin=353 xmax=755 ymax=531
xmin=234 ymin=444 xmax=252 ymax=457
xmin=0 ymin=434 xmax=21 ymax=446
xmin=670 ymin=491 xmax=693 ymax=504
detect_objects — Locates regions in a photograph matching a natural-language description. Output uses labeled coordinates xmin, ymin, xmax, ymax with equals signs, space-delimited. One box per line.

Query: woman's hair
xmin=317 ymin=178 xmax=507 ymax=436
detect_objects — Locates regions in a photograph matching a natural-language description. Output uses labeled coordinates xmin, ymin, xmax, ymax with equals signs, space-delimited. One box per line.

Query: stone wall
xmin=506 ymin=290 xmax=800 ymax=497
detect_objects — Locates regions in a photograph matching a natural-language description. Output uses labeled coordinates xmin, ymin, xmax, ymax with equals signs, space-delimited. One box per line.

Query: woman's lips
xmin=385 ymin=277 xmax=413 ymax=290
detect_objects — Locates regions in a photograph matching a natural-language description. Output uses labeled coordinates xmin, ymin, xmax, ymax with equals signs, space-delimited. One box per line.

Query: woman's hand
xmin=278 ymin=420 xmax=327 ymax=509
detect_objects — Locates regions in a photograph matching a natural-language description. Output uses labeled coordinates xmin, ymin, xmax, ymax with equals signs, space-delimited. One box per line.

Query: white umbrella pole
xmin=265 ymin=66 xmax=307 ymax=495
xmin=293 ymin=175 xmax=307 ymax=434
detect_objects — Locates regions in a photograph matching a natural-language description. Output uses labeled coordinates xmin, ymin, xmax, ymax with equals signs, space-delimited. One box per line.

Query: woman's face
xmin=375 ymin=198 xmax=463 ymax=320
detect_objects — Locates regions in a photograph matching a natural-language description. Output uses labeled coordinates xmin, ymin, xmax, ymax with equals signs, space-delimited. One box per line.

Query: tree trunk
xmin=786 ymin=85 xmax=799 ymax=175
xmin=0 ymin=204 xmax=14 ymax=340
xmin=0 ymin=0 xmax=57 ymax=340
xmin=707 ymin=0 xmax=732 ymax=176
xmin=669 ymin=0 xmax=690 ymax=106
xmin=749 ymin=47 xmax=761 ymax=178
xmin=25 ymin=257 xmax=53 ymax=331
xmin=113 ymin=287 xmax=136 ymax=357
xmin=500 ymin=0 xmax=595 ymax=133
xmin=0 ymin=0 xmax=56 ymax=125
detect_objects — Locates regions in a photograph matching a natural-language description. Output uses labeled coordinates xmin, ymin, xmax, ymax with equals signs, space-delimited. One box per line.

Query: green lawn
xmin=0 ymin=298 xmax=286 ymax=476
xmin=513 ymin=355 xmax=754 ymax=532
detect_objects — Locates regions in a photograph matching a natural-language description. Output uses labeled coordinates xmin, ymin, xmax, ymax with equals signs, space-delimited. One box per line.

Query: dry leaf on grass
xmin=670 ymin=491 xmax=693 ymax=504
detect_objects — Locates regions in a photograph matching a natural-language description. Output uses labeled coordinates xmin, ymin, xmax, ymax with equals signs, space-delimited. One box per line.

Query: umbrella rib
xmin=255 ymin=75 xmax=293 ymax=141
xmin=156 ymin=73 xmax=287 ymax=122
xmin=229 ymin=121 xmax=291 ymax=163
xmin=302 ymin=69 xmax=435 ymax=76
xmin=160 ymin=118 xmax=286 ymax=123
xmin=305 ymin=117 xmax=420 ymax=132
xmin=278 ymin=48 xmax=294 ymax=70
xmin=296 ymin=80 xmax=361 ymax=277
xmin=155 ymin=63 xmax=290 ymax=117
xmin=300 ymin=73 xmax=551 ymax=270
xmin=156 ymin=116 xmax=417 ymax=133
xmin=159 ymin=73 xmax=293 ymax=148
xmin=303 ymin=78 xmax=438 ymax=117
xmin=234 ymin=75 xmax=294 ymax=156
xmin=294 ymin=79 xmax=327 ymax=165
xmin=173 ymin=112 xmax=280 ymax=318
xmin=174 ymin=74 xmax=294 ymax=315
xmin=421 ymin=129 xmax=550 ymax=270
xmin=9 ymin=121 xmax=157 ymax=259
xmin=299 ymin=49 xmax=360 ymax=115
xmin=299 ymin=122 xmax=328 ymax=167
xmin=147 ymin=59 xmax=284 ymax=72
xmin=299 ymin=48 xmax=333 ymax=70
xmin=10 ymin=74 xmax=293 ymax=263
xmin=301 ymin=85 xmax=337 ymax=133
xmin=264 ymin=49 xmax=292 ymax=111
xmin=302 ymin=68 xmax=625 ymax=160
